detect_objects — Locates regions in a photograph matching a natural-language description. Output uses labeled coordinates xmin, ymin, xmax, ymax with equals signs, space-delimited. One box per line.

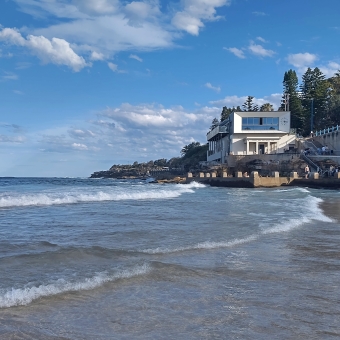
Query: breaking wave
xmin=0 ymin=182 xmax=205 ymax=208
xmin=142 ymin=195 xmax=332 ymax=254
xmin=0 ymin=264 xmax=150 ymax=308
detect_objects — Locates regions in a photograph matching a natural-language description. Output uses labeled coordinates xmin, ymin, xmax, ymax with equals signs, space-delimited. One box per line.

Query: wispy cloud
xmin=252 ymin=11 xmax=266 ymax=16
xmin=108 ymin=62 xmax=127 ymax=73
xmin=205 ymin=82 xmax=221 ymax=93
xmin=108 ymin=62 xmax=118 ymax=72
xmin=13 ymin=90 xmax=24 ymax=95
xmin=224 ymin=47 xmax=245 ymax=59
xmin=129 ymin=54 xmax=143 ymax=62
xmin=1 ymin=72 xmax=18 ymax=81
xmin=256 ymin=36 xmax=267 ymax=43
xmin=90 ymin=51 xmax=105 ymax=61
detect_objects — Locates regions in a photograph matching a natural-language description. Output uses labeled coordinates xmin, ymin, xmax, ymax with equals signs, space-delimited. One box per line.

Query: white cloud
xmin=90 ymin=51 xmax=105 ymax=61
xmin=320 ymin=61 xmax=340 ymax=77
xmin=210 ymin=93 xmax=282 ymax=110
xmin=286 ymin=53 xmax=339 ymax=77
xmin=73 ymin=0 xmax=119 ymax=15
xmin=91 ymin=102 xmax=220 ymax=156
xmin=4 ymin=0 xmax=233 ymax=66
xmin=256 ymin=36 xmax=267 ymax=43
xmin=205 ymin=82 xmax=221 ymax=93
xmin=1 ymin=72 xmax=18 ymax=81
xmin=108 ymin=62 xmax=118 ymax=72
xmin=32 ymin=102 xmax=218 ymax=161
xmin=224 ymin=47 xmax=245 ymax=59
xmin=248 ymin=41 xmax=275 ymax=57
xmin=286 ymin=52 xmax=318 ymax=73
xmin=0 ymin=28 xmax=89 ymax=71
xmin=99 ymin=103 xmax=206 ymax=128
xmin=72 ymin=143 xmax=88 ymax=150
xmin=252 ymin=11 xmax=266 ymax=16
xmin=0 ymin=135 xmax=26 ymax=143
xmin=34 ymin=15 xmax=174 ymax=55
xmin=108 ymin=62 xmax=126 ymax=73
xmin=172 ymin=0 xmax=230 ymax=35
xmin=13 ymin=90 xmax=24 ymax=95
xmin=124 ymin=1 xmax=161 ymax=27
xmin=129 ymin=54 xmax=143 ymax=62
xmin=69 ymin=129 xmax=95 ymax=139
xmin=91 ymin=120 xmax=116 ymax=129
xmin=287 ymin=52 xmax=318 ymax=68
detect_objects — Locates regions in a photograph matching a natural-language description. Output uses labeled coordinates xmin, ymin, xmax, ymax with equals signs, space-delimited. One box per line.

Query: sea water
xmin=0 ymin=178 xmax=339 ymax=339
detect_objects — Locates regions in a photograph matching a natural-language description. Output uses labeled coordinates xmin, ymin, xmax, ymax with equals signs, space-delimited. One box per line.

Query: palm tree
xmin=260 ymin=103 xmax=274 ymax=111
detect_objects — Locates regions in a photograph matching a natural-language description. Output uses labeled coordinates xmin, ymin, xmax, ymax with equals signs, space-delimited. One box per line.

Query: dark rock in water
xmin=90 ymin=169 xmax=147 ymax=179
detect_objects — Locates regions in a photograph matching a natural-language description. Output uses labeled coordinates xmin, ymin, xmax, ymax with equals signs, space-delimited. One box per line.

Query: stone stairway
xmin=300 ymin=153 xmax=320 ymax=173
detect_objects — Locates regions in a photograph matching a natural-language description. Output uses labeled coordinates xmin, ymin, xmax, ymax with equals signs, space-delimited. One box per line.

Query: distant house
xmin=207 ymin=111 xmax=296 ymax=163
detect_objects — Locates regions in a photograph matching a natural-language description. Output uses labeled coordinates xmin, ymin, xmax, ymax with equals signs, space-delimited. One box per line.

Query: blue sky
xmin=1 ymin=0 xmax=340 ymax=177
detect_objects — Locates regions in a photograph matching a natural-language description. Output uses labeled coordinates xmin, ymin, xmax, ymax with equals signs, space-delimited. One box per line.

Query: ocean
xmin=0 ymin=177 xmax=339 ymax=339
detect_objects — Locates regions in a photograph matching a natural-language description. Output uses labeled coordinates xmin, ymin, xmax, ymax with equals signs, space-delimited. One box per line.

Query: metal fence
xmin=315 ymin=125 xmax=340 ymax=136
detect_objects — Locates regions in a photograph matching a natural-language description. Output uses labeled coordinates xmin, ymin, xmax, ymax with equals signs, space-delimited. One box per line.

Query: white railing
xmin=206 ymin=125 xmax=228 ymax=140
xmin=315 ymin=125 xmax=339 ymax=136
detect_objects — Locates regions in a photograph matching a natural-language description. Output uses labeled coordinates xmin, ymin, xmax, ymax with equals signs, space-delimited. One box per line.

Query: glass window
xmin=242 ymin=116 xmax=279 ymax=130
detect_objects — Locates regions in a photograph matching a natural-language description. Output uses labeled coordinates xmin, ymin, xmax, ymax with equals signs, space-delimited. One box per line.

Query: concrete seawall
xmin=185 ymin=172 xmax=340 ymax=189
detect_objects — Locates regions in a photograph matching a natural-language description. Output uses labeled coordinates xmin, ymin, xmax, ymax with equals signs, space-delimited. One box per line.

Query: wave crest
xmin=0 ymin=184 xmax=201 ymax=208
xmin=0 ymin=264 xmax=150 ymax=308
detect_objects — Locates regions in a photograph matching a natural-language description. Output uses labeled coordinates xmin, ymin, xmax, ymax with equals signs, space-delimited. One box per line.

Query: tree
xmin=181 ymin=142 xmax=201 ymax=157
xmin=260 ymin=103 xmax=274 ymax=111
xmin=220 ymin=106 xmax=232 ymax=121
xmin=300 ymin=67 xmax=331 ymax=134
xmin=210 ymin=118 xmax=219 ymax=130
xmin=220 ymin=106 xmax=242 ymax=121
xmin=281 ymin=69 xmax=304 ymax=133
xmin=154 ymin=158 xmax=167 ymax=167
xmin=327 ymin=70 xmax=340 ymax=126
xmin=242 ymin=96 xmax=258 ymax=111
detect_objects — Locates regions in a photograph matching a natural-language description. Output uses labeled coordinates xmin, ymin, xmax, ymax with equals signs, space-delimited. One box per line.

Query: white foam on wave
xmin=181 ymin=181 xmax=207 ymax=189
xmin=0 ymin=184 xmax=200 ymax=208
xmin=0 ymin=264 xmax=150 ymax=308
xmin=142 ymin=235 xmax=258 ymax=254
xmin=142 ymin=194 xmax=332 ymax=255
xmin=273 ymin=187 xmax=310 ymax=193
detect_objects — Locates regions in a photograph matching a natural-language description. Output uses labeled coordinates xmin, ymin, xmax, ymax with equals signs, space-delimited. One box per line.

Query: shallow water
xmin=0 ymin=178 xmax=339 ymax=339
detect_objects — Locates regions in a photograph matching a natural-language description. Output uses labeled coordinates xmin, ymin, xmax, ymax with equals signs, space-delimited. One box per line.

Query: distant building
xmin=207 ymin=111 xmax=296 ymax=163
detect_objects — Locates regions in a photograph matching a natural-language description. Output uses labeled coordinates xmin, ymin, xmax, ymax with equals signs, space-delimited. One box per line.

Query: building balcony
xmin=206 ymin=125 xmax=228 ymax=141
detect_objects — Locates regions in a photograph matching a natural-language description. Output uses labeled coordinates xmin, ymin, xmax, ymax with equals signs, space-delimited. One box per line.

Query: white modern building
xmin=207 ymin=111 xmax=297 ymax=163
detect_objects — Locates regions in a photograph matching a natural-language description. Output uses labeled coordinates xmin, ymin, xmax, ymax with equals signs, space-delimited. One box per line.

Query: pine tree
xmin=327 ymin=70 xmax=340 ymax=126
xmin=282 ymin=69 xmax=304 ymax=133
xmin=210 ymin=118 xmax=219 ymax=130
xmin=242 ymin=96 xmax=258 ymax=111
xmin=300 ymin=67 xmax=331 ymax=133
xmin=220 ymin=106 xmax=243 ymax=121
xmin=220 ymin=106 xmax=232 ymax=121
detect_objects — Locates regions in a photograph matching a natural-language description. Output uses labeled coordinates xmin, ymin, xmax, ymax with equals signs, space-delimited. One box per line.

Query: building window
xmin=242 ymin=117 xmax=279 ymax=130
